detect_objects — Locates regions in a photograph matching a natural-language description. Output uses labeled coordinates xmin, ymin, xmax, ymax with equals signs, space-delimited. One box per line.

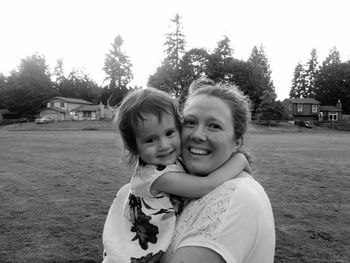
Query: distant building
xmin=282 ymin=98 xmax=320 ymax=123
xmin=319 ymin=100 xmax=343 ymax=121
xmin=39 ymin=97 xmax=113 ymax=121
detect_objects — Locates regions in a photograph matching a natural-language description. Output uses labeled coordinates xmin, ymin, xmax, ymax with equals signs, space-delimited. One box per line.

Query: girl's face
xmin=181 ymin=94 xmax=237 ymax=176
xmin=135 ymin=113 xmax=181 ymax=166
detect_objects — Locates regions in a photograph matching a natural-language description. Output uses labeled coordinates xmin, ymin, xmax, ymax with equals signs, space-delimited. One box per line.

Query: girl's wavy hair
xmin=187 ymin=77 xmax=252 ymax=161
xmin=114 ymin=88 xmax=181 ymax=165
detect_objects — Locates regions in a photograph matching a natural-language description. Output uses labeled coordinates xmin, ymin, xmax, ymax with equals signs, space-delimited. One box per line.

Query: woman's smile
xmin=188 ymin=147 xmax=210 ymax=155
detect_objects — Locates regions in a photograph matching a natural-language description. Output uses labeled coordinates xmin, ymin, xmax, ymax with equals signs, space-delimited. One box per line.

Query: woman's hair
xmin=186 ymin=78 xmax=251 ymax=158
xmin=115 ymin=88 xmax=181 ymax=164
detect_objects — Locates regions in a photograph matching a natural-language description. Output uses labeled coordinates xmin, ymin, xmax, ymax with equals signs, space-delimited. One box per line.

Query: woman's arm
xmin=166 ymin=246 xmax=225 ymax=263
xmin=151 ymin=153 xmax=248 ymax=198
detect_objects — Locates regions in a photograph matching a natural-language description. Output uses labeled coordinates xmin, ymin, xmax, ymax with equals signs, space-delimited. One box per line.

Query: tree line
xmin=0 ymin=34 xmax=133 ymax=117
xmin=290 ymin=47 xmax=350 ymax=114
xmin=1 ymin=13 xmax=349 ymax=119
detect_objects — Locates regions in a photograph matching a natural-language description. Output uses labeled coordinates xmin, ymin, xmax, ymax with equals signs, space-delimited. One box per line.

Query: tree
xmin=53 ymin=58 xmax=65 ymax=93
xmin=0 ymin=73 xmax=7 ymax=108
xmin=2 ymin=53 xmax=56 ymax=116
xmin=58 ymin=68 xmax=100 ymax=103
xmin=178 ymin=48 xmax=209 ymax=101
xmin=323 ymin=46 xmax=341 ymax=66
xmin=164 ymin=13 xmax=186 ymax=68
xmin=247 ymin=45 xmax=276 ymax=109
xmin=103 ymin=35 xmax=133 ymax=105
xmin=148 ymin=13 xmax=187 ymax=100
xmin=257 ymin=90 xmax=284 ymax=124
xmin=315 ymin=47 xmax=350 ymax=114
xmin=305 ymin=48 xmax=319 ymax=97
xmin=206 ymin=36 xmax=234 ymax=82
xmin=290 ymin=62 xmax=307 ymax=98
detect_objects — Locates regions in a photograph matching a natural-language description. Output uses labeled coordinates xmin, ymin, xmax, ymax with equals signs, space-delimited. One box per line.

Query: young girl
xmin=102 ymin=88 xmax=249 ymax=263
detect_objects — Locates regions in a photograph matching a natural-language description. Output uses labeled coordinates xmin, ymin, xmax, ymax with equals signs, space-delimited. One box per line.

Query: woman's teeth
xmin=190 ymin=148 xmax=208 ymax=155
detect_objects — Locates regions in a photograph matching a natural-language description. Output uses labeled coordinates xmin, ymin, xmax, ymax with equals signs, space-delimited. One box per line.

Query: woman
xmin=161 ymin=78 xmax=275 ymax=263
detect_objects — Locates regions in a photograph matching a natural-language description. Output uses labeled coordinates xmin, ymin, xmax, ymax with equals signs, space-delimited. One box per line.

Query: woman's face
xmin=181 ymin=94 xmax=237 ymax=176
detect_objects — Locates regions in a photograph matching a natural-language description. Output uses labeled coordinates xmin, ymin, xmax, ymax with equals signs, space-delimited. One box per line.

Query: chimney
xmin=336 ymin=99 xmax=342 ymax=109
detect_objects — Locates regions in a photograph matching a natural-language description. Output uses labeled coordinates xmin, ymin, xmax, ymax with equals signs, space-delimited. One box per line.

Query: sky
xmin=1 ymin=0 xmax=350 ymax=100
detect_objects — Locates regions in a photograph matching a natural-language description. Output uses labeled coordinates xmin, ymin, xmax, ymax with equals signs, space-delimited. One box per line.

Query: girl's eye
xmin=145 ymin=137 xmax=156 ymax=143
xmin=166 ymin=130 xmax=176 ymax=136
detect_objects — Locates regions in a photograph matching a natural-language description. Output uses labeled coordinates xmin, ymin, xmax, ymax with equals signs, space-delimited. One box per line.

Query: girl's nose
xmin=158 ymin=138 xmax=170 ymax=150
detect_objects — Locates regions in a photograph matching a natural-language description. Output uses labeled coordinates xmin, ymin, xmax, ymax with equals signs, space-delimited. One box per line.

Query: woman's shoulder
xmin=183 ymin=177 xmax=270 ymax=219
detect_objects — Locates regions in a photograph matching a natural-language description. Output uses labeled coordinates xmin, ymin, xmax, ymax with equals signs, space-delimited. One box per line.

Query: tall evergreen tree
xmin=305 ymin=48 xmax=319 ymax=97
xmin=53 ymin=58 xmax=65 ymax=93
xmin=315 ymin=47 xmax=350 ymax=113
xmin=323 ymin=46 xmax=341 ymax=66
xmin=0 ymin=73 xmax=7 ymax=109
xmin=103 ymin=35 xmax=133 ymax=105
xmin=207 ymin=36 xmax=234 ymax=82
xmin=290 ymin=62 xmax=307 ymax=98
xmin=148 ymin=13 xmax=186 ymax=99
xmin=164 ymin=13 xmax=186 ymax=68
xmin=247 ymin=45 xmax=276 ymax=109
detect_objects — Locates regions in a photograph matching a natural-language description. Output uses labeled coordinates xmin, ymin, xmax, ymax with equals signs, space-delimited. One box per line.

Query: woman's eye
xmin=209 ymin=123 xmax=222 ymax=130
xmin=183 ymin=119 xmax=195 ymax=127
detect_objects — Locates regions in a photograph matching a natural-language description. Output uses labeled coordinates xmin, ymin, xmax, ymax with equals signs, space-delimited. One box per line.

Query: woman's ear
xmin=232 ymin=137 xmax=242 ymax=152
xmin=235 ymin=137 xmax=243 ymax=147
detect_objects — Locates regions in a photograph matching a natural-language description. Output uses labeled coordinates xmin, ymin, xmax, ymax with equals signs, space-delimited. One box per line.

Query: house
xmin=282 ymin=98 xmax=321 ymax=123
xmin=71 ymin=104 xmax=106 ymax=120
xmin=39 ymin=97 xmax=113 ymax=121
xmin=319 ymin=100 xmax=343 ymax=121
xmin=0 ymin=109 xmax=10 ymax=121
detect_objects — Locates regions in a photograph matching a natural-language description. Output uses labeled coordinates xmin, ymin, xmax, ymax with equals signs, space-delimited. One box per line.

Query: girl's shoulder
xmin=131 ymin=161 xmax=185 ymax=198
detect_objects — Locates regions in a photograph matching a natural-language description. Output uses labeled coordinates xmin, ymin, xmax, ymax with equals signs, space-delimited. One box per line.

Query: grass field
xmin=0 ymin=123 xmax=349 ymax=263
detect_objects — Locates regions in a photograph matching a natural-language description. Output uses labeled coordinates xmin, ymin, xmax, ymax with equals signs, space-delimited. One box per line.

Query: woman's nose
xmin=190 ymin=126 xmax=206 ymax=142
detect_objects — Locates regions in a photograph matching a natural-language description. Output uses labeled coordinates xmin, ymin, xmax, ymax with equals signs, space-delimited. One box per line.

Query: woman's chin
xmin=184 ymin=162 xmax=214 ymax=176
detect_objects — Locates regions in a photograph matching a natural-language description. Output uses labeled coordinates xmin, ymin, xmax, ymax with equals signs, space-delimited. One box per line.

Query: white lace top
xmin=162 ymin=178 xmax=275 ymax=263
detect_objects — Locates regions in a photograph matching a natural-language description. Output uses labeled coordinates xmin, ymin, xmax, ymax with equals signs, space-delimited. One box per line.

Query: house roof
xmin=40 ymin=107 xmax=67 ymax=113
xmin=73 ymin=105 xmax=101 ymax=112
xmin=284 ymin=98 xmax=321 ymax=104
xmin=0 ymin=109 xmax=10 ymax=114
xmin=51 ymin=97 xmax=93 ymax=105
xmin=320 ymin=105 xmax=342 ymax=112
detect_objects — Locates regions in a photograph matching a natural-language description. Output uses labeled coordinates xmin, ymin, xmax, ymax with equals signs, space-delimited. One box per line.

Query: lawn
xmin=0 ymin=126 xmax=349 ymax=263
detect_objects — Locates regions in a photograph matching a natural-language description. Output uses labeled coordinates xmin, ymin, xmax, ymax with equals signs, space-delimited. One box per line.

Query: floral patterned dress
xmin=102 ymin=160 xmax=185 ymax=263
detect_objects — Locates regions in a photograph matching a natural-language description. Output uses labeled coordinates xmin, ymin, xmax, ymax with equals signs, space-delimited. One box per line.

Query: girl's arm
xmin=151 ymin=152 xmax=249 ymax=199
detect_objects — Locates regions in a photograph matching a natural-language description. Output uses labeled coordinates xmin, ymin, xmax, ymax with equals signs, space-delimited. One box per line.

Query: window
xmin=60 ymin=102 xmax=65 ymax=108
xmin=289 ymin=104 xmax=292 ymax=112
xmin=297 ymin=104 xmax=303 ymax=113
xmin=50 ymin=102 xmax=54 ymax=107
xmin=83 ymin=111 xmax=91 ymax=118
xmin=329 ymin=113 xmax=338 ymax=121
xmin=319 ymin=112 xmax=323 ymax=121
xmin=312 ymin=105 xmax=317 ymax=113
